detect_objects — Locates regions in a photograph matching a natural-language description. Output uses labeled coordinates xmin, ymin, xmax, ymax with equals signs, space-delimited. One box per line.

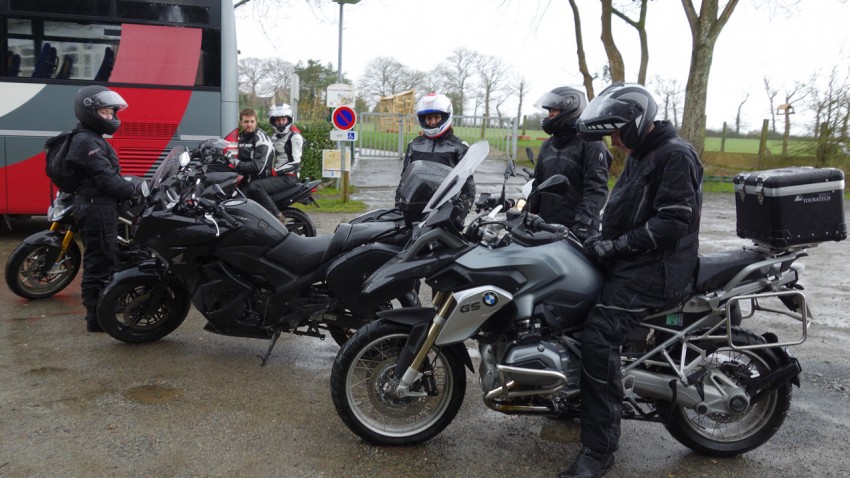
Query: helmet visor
xmin=84 ymin=90 xmax=128 ymax=111
xmin=577 ymin=96 xmax=632 ymax=136
xmin=534 ymin=91 xmax=571 ymax=111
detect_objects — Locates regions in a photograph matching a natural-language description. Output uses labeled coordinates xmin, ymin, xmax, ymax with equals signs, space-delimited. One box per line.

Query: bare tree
xmin=435 ymin=47 xmax=479 ymax=115
xmin=357 ymin=56 xmax=420 ymax=107
xmin=475 ymin=55 xmax=510 ymax=136
xmin=512 ymin=74 xmax=531 ymax=132
xmin=611 ymin=0 xmax=650 ymax=84
xmin=238 ymin=57 xmax=270 ymax=100
xmin=735 ymin=92 xmax=749 ymax=135
xmin=652 ymin=75 xmax=684 ymax=128
xmin=763 ymin=76 xmax=778 ymax=133
xmin=600 ymin=0 xmax=626 ymax=82
xmin=263 ymin=57 xmax=296 ymax=104
xmin=778 ymin=81 xmax=808 ymax=154
xmin=679 ymin=0 xmax=740 ymax=156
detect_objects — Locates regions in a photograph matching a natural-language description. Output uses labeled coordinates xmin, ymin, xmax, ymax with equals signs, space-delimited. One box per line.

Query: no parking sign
xmin=331 ymin=106 xmax=357 ymax=131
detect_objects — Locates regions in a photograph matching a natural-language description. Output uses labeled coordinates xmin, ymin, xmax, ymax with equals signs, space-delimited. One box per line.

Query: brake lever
xmin=203 ymin=212 xmax=221 ymax=237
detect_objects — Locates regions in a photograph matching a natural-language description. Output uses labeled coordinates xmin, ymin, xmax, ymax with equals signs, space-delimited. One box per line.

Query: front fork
xmin=394 ymin=291 xmax=456 ymax=398
xmin=49 ymin=222 xmax=76 ymax=274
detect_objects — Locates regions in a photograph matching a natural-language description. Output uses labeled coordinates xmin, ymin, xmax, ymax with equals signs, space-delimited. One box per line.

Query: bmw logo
xmin=482 ymin=292 xmax=498 ymax=306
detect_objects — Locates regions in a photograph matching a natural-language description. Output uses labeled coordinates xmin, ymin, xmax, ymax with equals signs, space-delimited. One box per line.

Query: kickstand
xmin=260 ymin=331 xmax=281 ymax=366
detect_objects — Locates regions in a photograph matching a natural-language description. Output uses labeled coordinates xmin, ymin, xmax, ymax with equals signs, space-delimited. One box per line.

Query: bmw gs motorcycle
xmin=330 ymin=142 xmax=813 ymax=457
xmin=96 ymin=145 xmax=482 ymax=364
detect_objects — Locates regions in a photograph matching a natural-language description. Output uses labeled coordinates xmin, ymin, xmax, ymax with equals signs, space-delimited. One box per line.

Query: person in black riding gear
xmin=527 ymin=86 xmax=611 ymax=241
xmin=559 ymin=83 xmax=703 ymax=478
xmin=228 ymin=108 xmax=277 ymax=215
xmin=66 ymin=85 xmax=143 ymax=333
xmin=396 ymin=92 xmax=474 ymax=215
xmin=244 ymin=104 xmax=303 ymax=223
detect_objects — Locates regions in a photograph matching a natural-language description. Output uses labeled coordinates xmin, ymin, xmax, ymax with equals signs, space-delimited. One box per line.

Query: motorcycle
xmin=193 ymin=141 xmax=320 ymax=237
xmin=96 ymin=145 xmax=486 ymax=364
xmin=4 ymin=187 xmax=147 ymax=299
xmin=329 ymin=145 xmax=813 ymax=458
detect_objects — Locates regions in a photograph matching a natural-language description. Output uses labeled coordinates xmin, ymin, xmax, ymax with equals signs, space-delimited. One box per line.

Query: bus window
xmin=5 ymin=18 xmax=120 ymax=80
xmin=117 ymin=1 xmax=210 ymax=24
xmin=9 ymin=0 xmax=111 ymax=16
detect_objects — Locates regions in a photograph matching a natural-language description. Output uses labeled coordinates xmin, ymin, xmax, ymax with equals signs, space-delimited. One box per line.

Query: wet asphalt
xmin=1 ymin=155 xmax=849 ymax=477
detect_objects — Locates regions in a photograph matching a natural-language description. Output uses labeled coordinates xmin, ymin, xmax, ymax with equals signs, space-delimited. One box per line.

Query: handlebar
xmin=526 ymin=214 xmax=569 ymax=235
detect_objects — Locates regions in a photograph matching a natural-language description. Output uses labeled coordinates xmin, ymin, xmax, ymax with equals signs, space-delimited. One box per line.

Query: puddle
xmin=536 ymin=422 xmax=581 ymax=444
xmin=27 ymin=366 xmax=67 ymax=375
xmin=123 ymin=384 xmax=182 ymax=404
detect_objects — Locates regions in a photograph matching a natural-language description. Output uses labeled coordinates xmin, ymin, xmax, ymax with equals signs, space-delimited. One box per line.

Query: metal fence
xmin=355 ymin=113 xmax=518 ymax=160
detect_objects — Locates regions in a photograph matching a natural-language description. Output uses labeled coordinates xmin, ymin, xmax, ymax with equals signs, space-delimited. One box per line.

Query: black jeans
xmin=245 ymin=175 xmax=300 ymax=216
xmin=75 ymin=199 xmax=119 ymax=323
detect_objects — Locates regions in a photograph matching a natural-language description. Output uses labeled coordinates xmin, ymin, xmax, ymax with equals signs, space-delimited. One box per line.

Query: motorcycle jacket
xmin=528 ymin=130 xmax=610 ymax=229
xmin=236 ymin=128 xmax=273 ymax=180
xmin=601 ymin=120 xmax=703 ymax=299
xmin=65 ymin=124 xmax=134 ymax=200
xmin=271 ymin=125 xmax=303 ymax=174
xmin=400 ymin=130 xmax=475 ymax=201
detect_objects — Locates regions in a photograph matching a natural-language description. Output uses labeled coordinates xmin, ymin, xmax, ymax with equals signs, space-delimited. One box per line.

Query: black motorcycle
xmin=95 ymin=145 xmax=482 ymax=364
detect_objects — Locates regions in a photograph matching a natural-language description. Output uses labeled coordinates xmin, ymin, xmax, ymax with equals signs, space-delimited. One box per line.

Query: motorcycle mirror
xmin=140 ymin=180 xmax=150 ymax=198
xmin=503 ymin=158 xmax=516 ymax=179
xmin=532 ymin=174 xmax=570 ymax=197
xmin=178 ymin=151 xmax=191 ymax=167
xmin=525 ymin=146 xmax=535 ymax=165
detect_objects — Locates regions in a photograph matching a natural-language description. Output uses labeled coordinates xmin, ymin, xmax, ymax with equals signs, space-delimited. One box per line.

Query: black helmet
xmin=194 ymin=138 xmax=234 ymax=164
xmin=74 ymin=85 xmax=127 ymax=135
xmin=577 ymin=82 xmax=657 ymax=149
xmin=534 ymin=86 xmax=587 ymax=135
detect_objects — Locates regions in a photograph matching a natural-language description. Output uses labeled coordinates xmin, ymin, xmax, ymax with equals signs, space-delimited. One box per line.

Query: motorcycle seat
xmin=267 ymin=233 xmax=335 ymax=275
xmin=694 ymin=249 xmax=765 ymax=292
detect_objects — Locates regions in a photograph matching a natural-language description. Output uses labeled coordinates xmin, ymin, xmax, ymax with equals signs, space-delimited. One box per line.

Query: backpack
xmin=45 ymin=129 xmax=83 ymax=193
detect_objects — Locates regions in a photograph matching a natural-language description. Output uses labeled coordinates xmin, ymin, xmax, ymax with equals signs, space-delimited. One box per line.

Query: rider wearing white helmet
xmin=396 ymin=93 xmax=474 ymax=211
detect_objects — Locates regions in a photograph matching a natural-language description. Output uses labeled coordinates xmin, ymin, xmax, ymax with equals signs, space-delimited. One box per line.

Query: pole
xmin=337 ymin=1 xmax=349 ymax=202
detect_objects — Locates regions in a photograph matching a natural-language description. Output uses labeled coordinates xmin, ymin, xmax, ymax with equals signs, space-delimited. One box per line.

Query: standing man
xmin=66 ymin=86 xmax=141 ymax=333
xmin=560 ymin=82 xmax=703 ymax=478
xmin=527 ymin=86 xmax=611 ymax=241
xmin=244 ymin=104 xmax=303 ymax=222
xmin=396 ymin=93 xmax=473 ymax=211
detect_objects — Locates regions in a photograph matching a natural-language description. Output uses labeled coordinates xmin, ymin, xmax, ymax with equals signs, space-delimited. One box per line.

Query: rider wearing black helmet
xmin=528 ymin=86 xmax=610 ymax=241
xmin=66 ymin=85 xmax=143 ymax=333
xmin=559 ymin=82 xmax=703 ymax=478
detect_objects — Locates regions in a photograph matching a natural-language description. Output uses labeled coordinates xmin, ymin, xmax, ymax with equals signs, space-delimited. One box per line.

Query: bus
xmin=0 ymin=0 xmax=238 ymax=217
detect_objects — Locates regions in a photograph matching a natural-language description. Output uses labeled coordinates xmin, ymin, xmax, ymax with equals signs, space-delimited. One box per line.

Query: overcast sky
xmin=235 ymin=0 xmax=850 ymax=135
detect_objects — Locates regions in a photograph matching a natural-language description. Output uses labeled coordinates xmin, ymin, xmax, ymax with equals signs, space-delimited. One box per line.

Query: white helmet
xmin=269 ymin=104 xmax=293 ymax=134
xmin=416 ymin=93 xmax=453 ymax=138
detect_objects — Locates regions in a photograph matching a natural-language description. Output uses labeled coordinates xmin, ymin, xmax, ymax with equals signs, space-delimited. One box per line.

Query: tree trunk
xmin=600 ymin=0 xmax=625 ymax=82
xmin=569 ymin=0 xmax=596 ymax=98
xmin=679 ymin=0 xmax=739 ymax=157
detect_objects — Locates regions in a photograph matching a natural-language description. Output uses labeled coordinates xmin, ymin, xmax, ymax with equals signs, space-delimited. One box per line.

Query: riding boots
xmin=558 ymin=447 xmax=615 ymax=478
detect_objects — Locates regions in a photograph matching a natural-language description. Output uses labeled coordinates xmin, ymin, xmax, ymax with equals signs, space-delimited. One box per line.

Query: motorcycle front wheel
xmin=661 ymin=328 xmax=793 ymax=456
xmin=281 ymin=207 xmax=316 ymax=237
xmin=330 ymin=321 xmax=467 ymax=446
xmin=4 ymin=240 xmax=81 ymax=299
xmin=97 ymin=277 xmax=190 ymax=343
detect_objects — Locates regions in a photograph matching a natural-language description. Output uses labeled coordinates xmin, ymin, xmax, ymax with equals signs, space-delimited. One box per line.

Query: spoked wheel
xmin=97 ymin=277 xmax=190 ymax=343
xmin=327 ymin=292 xmax=420 ymax=347
xmin=330 ymin=321 xmax=466 ymax=445
xmin=281 ymin=207 xmax=316 ymax=237
xmin=662 ymin=328 xmax=793 ymax=456
xmin=4 ymin=241 xmax=81 ymax=299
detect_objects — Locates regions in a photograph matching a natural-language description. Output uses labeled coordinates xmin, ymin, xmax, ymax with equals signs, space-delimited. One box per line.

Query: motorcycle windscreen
xmin=422 ymin=140 xmax=489 ymax=214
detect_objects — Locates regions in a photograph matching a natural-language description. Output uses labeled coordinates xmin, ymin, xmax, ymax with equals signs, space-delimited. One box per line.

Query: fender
xmin=21 ymin=229 xmax=66 ymax=248
xmin=379 ymin=307 xmax=474 ymax=373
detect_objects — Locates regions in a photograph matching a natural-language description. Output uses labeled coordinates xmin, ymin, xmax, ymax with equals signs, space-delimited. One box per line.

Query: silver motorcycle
xmin=330 ymin=141 xmax=811 ymax=456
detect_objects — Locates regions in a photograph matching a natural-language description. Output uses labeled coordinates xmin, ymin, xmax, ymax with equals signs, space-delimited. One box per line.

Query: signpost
xmin=329 ymin=101 xmax=357 ymax=201
xmin=330 ymin=130 xmax=358 ymax=141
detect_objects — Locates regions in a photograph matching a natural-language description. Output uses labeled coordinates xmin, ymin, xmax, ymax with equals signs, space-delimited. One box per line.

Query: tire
xmin=327 ymin=292 xmax=420 ymax=347
xmin=662 ymin=328 xmax=793 ymax=457
xmin=4 ymin=240 xmax=81 ymax=299
xmin=330 ymin=321 xmax=467 ymax=445
xmin=281 ymin=207 xmax=316 ymax=237
xmin=97 ymin=277 xmax=190 ymax=343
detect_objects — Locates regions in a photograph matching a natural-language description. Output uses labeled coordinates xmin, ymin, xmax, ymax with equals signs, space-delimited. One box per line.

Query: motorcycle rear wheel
xmin=4 ymin=240 xmax=81 ymax=299
xmin=661 ymin=328 xmax=793 ymax=457
xmin=281 ymin=207 xmax=316 ymax=237
xmin=97 ymin=277 xmax=190 ymax=343
xmin=330 ymin=321 xmax=466 ymax=445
